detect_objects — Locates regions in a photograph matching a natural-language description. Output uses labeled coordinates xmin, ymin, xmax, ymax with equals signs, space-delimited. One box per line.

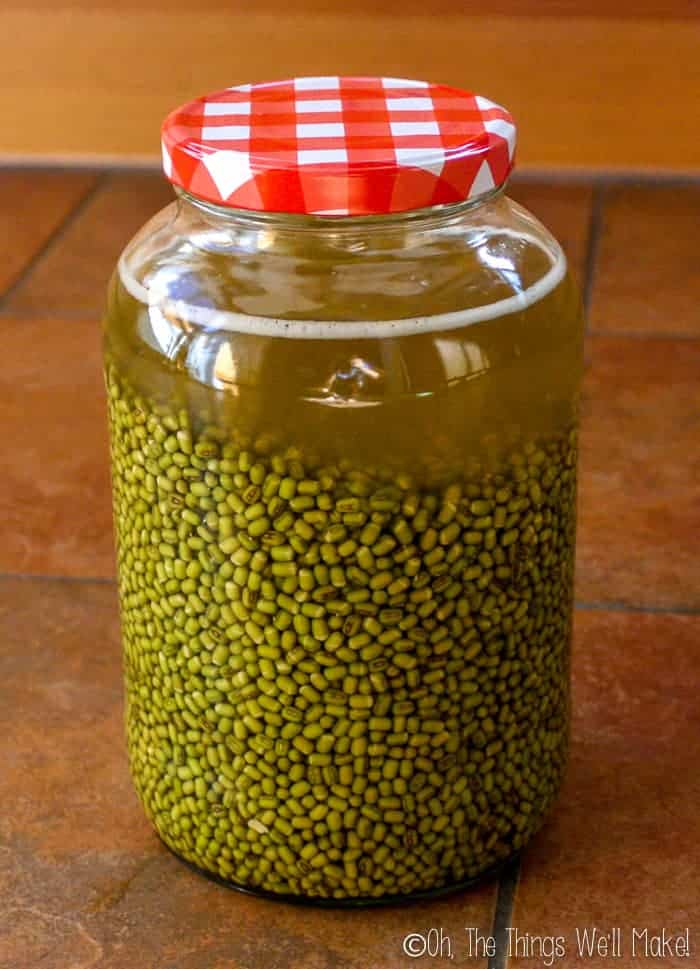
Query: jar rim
xmin=174 ymin=183 xmax=507 ymax=231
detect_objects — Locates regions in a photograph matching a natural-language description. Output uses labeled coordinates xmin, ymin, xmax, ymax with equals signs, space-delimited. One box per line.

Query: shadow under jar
xmin=104 ymin=76 xmax=584 ymax=904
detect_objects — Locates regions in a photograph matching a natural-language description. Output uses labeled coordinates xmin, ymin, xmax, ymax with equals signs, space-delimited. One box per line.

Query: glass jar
xmin=104 ymin=77 xmax=583 ymax=903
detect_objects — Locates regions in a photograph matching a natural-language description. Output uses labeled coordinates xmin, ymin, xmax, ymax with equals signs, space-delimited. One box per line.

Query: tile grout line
xmin=0 ymin=171 xmax=109 ymax=310
xmin=0 ymin=572 xmax=698 ymax=615
xmin=575 ymin=599 xmax=700 ymax=616
xmin=588 ymin=328 xmax=700 ymax=342
xmin=488 ymin=856 xmax=520 ymax=969
xmin=0 ymin=572 xmax=117 ymax=585
xmin=511 ymin=169 xmax=700 ymax=187
xmin=2 ymin=161 xmax=700 ymax=186
xmin=581 ymin=182 xmax=606 ymax=325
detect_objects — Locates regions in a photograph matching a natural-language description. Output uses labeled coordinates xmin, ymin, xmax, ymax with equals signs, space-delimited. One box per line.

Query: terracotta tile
xmin=2 ymin=171 xmax=172 ymax=319
xmin=508 ymin=180 xmax=593 ymax=285
xmin=0 ymin=577 xmax=496 ymax=969
xmin=590 ymin=184 xmax=700 ymax=336
xmin=0 ymin=168 xmax=97 ymax=297
xmin=0 ymin=317 xmax=114 ymax=578
xmin=511 ymin=608 xmax=700 ymax=969
xmin=576 ymin=335 xmax=700 ymax=609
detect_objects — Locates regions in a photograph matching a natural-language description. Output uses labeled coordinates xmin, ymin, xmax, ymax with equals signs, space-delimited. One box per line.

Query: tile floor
xmin=0 ymin=169 xmax=697 ymax=969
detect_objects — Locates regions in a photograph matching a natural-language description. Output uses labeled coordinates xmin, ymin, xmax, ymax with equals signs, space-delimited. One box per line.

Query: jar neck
xmin=175 ymin=185 xmax=507 ymax=235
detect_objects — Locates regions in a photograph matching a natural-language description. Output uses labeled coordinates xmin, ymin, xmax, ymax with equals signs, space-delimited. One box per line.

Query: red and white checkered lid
xmin=161 ymin=76 xmax=516 ymax=216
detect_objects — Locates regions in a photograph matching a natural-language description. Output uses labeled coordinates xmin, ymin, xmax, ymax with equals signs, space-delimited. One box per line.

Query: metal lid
xmin=161 ymin=76 xmax=516 ymax=216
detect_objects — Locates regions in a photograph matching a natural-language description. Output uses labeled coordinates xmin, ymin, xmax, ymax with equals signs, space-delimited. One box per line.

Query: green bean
xmin=107 ymin=364 xmax=575 ymax=902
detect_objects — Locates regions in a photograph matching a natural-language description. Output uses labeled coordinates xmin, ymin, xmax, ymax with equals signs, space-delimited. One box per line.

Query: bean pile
xmin=106 ymin=363 xmax=577 ymax=901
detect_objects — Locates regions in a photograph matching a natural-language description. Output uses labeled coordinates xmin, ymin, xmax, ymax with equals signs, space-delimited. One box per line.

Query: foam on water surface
xmin=118 ymin=232 xmax=567 ymax=341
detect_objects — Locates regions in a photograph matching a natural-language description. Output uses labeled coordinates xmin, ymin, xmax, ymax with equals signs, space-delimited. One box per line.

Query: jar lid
xmin=161 ymin=76 xmax=516 ymax=216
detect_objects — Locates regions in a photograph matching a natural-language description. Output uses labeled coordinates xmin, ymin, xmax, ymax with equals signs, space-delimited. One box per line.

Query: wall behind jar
xmin=1 ymin=0 xmax=698 ymax=171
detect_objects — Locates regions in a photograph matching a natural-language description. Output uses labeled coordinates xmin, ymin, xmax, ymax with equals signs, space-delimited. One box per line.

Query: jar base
xmin=159 ymin=837 xmax=518 ymax=908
